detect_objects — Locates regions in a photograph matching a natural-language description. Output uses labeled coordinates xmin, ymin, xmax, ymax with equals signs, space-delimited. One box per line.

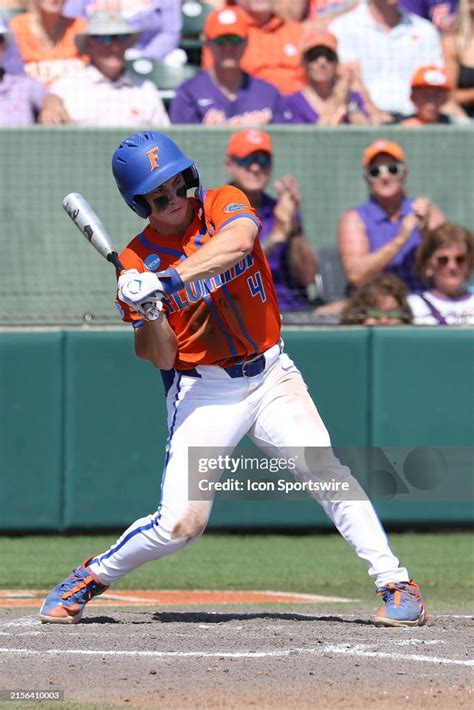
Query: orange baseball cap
xmin=300 ymin=29 xmax=338 ymax=56
xmin=227 ymin=129 xmax=273 ymax=158
xmin=410 ymin=65 xmax=450 ymax=90
xmin=362 ymin=140 xmax=406 ymax=167
xmin=204 ymin=7 xmax=248 ymax=40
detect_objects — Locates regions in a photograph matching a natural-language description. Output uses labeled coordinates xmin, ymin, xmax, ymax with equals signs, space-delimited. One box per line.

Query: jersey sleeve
xmin=206 ymin=185 xmax=261 ymax=235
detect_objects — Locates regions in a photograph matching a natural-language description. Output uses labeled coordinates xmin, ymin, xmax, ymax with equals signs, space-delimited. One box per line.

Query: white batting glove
xmin=117 ymin=269 xmax=165 ymax=321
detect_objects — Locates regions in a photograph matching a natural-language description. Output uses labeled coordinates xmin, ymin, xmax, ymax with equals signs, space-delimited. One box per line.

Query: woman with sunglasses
xmin=49 ymin=10 xmax=169 ymax=126
xmin=170 ymin=7 xmax=285 ymax=125
xmin=408 ymin=222 xmax=474 ymax=324
xmin=338 ymin=139 xmax=445 ymax=293
xmin=283 ymin=29 xmax=369 ymax=125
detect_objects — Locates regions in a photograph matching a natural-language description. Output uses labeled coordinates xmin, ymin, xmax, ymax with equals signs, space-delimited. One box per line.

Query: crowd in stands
xmin=0 ymin=0 xmax=472 ymax=324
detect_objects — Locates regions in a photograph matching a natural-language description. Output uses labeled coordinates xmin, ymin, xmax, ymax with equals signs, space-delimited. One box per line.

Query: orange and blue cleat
xmin=373 ymin=579 xmax=427 ymax=627
xmin=39 ymin=558 xmax=108 ymax=624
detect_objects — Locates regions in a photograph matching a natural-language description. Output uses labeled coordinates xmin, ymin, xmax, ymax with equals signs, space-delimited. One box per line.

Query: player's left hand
xmin=117 ymin=269 xmax=165 ymax=312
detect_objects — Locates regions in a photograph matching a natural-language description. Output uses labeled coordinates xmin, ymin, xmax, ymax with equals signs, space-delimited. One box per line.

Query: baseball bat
xmin=62 ymin=192 xmax=161 ymax=320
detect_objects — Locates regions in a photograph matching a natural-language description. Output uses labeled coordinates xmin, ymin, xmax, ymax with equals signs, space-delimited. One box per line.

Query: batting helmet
xmin=112 ymin=131 xmax=202 ymax=218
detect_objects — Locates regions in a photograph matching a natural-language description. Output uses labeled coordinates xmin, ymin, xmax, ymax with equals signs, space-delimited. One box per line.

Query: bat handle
xmin=143 ymin=303 xmax=162 ymax=321
xmin=107 ymin=251 xmax=125 ymax=271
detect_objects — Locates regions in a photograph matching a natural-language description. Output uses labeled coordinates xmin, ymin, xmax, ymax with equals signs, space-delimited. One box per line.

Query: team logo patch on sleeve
xmin=224 ymin=203 xmax=247 ymax=213
xmin=144 ymin=253 xmax=161 ymax=271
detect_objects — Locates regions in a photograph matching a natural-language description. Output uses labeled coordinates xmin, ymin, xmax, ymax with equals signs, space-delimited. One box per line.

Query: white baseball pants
xmin=89 ymin=343 xmax=409 ymax=588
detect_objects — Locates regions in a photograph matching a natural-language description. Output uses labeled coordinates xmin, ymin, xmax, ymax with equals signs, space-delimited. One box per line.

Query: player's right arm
xmin=115 ymin=251 xmax=178 ymax=370
xmin=134 ymin=318 xmax=178 ymax=370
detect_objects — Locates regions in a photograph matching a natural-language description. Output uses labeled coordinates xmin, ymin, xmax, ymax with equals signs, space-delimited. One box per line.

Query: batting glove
xmin=117 ymin=269 xmax=165 ymax=321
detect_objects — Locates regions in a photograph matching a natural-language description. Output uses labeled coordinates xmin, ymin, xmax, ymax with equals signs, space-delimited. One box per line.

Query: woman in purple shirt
xmin=283 ymin=28 xmax=369 ymax=125
xmin=170 ymin=6 xmax=286 ymax=126
xmin=338 ymin=140 xmax=445 ymax=292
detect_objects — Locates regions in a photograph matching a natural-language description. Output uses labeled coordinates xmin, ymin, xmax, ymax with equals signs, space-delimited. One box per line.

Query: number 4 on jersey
xmin=247 ymin=271 xmax=266 ymax=302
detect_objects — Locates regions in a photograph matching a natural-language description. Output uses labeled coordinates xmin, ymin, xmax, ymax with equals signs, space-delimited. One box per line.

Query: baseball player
xmin=40 ymin=131 xmax=427 ymax=628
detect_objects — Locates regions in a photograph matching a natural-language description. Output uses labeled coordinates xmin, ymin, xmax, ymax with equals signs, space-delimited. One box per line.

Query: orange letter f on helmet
xmin=147 ymin=146 xmax=160 ymax=170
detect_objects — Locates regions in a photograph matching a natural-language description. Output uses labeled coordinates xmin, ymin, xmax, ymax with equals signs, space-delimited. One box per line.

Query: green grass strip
xmin=0 ymin=532 xmax=472 ymax=610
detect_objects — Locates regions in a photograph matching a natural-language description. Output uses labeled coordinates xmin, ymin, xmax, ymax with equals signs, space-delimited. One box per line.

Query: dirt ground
xmin=0 ymin=606 xmax=472 ymax=709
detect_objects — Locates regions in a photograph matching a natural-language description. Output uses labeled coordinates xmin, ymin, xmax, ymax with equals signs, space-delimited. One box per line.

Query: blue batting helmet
xmin=112 ymin=131 xmax=202 ymax=218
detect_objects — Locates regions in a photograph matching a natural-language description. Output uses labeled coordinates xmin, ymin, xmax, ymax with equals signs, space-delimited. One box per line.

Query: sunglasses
xmin=366 ymin=309 xmax=403 ymax=320
xmin=232 ymin=153 xmax=272 ymax=169
xmin=304 ymin=46 xmax=338 ymax=63
xmin=366 ymin=163 xmax=405 ymax=180
xmin=434 ymin=254 xmax=468 ymax=268
xmin=213 ymin=35 xmax=244 ymax=46
xmin=90 ymin=34 xmax=133 ymax=45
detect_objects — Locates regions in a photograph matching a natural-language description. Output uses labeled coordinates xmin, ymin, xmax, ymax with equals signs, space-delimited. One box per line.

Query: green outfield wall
xmin=1 ymin=126 xmax=473 ymax=325
xmin=0 ymin=328 xmax=472 ymax=531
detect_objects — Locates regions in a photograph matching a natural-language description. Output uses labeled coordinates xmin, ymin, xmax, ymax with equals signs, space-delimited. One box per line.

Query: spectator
xmin=170 ymin=6 xmax=286 ymax=125
xmin=202 ymin=0 xmax=307 ymax=95
xmin=273 ymin=0 xmax=359 ymax=27
xmin=62 ymin=0 xmax=182 ymax=63
xmin=401 ymin=64 xmax=455 ymax=123
xmin=283 ymin=28 xmax=369 ymax=124
xmin=0 ymin=15 xmax=68 ymax=124
xmin=338 ymin=139 xmax=445 ymax=291
xmin=399 ymin=0 xmax=458 ymax=33
xmin=1 ymin=16 xmax=25 ymax=75
xmin=329 ymin=0 xmax=444 ymax=119
xmin=443 ymin=0 xmax=474 ymax=118
xmin=225 ymin=128 xmax=320 ymax=312
xmin=9 ymin=0 xmax=88 ymax=86
xmin=408 ymin=222 xmax=474 ymax=323
xmin=340 ymin=273 xmax=413 ymax=324
xmin=50 ymin=11 xmax=169 ymax=126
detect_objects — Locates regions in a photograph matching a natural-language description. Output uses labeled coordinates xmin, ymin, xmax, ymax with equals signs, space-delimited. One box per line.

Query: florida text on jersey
xmin=116 ymin=185 xmax=281 ymax=369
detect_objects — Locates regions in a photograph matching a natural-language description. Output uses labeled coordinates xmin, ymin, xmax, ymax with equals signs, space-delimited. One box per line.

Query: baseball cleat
xmin=39 ymin=558 xmax=108 ymax=624
xmin=373 ymin=579 xmax=427 ymax=627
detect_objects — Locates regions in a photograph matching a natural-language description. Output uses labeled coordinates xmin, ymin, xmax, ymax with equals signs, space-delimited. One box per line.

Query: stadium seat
xmin=315 ymin=243 xmax=348 ymax=303
xmin=126 ymin=59 xmax=200 ymax=105
xmin=180 ymin=1 xmax=214 ymax=64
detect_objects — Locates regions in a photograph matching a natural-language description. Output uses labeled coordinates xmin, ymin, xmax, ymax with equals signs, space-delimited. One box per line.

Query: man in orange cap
xmin=225 ymin=128 xmax=320 ymax=312
xmin=171 ymin=6 xmax=286 ymax=124
xmin=338 ymin=139 xmax=445 ymax=291
xmin=401 ymin=65 xmax=453 ymax=125
xmin=202 ymin=0 xmax=306 ymax=95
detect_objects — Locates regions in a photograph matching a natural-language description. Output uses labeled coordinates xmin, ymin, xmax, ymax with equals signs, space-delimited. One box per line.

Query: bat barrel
xmin=63 ymin=192 xmax=116 ymax=261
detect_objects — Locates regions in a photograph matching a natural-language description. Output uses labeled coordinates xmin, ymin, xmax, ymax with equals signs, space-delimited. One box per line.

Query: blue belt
xmin=183 ymin=354 xmax=266 ymax=379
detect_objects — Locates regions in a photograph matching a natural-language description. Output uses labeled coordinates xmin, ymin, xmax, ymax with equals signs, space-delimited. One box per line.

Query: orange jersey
xmin=202 ymin=15 xmax=306 ymax=96
xmin=116 ymin=185 xmax=281 ymax=370
xmin=10 ymin=13 xmax=88 ymax=86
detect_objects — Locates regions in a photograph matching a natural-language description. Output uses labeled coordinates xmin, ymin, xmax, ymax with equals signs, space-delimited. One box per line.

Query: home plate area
xmin=0 ymin=597 xmax=471 ymax=708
